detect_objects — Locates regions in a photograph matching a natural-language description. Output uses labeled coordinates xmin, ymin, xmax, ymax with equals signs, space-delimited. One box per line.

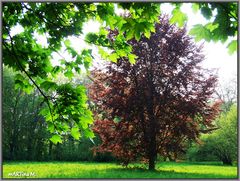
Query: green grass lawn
xmin=2 ymin=161 xmax=238 ymax=179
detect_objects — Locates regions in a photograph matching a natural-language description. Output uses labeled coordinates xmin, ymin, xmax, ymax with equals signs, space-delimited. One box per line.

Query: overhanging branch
xmin=3 ymin=30 xmax=54 ymax=122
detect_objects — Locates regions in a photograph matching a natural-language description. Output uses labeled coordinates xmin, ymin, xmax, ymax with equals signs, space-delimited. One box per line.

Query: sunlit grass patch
xmin=3 ymin=161 xmax=238 ymax=179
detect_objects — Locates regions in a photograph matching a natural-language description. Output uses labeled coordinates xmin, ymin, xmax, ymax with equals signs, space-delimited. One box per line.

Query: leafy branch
xmin=3 ymin=27 xmax=55 ymax=123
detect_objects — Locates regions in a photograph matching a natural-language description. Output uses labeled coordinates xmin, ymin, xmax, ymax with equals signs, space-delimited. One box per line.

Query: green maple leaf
xmin=170 ymin=8 xmax=188 ymax=27
xmin=50 ymin=134 xmax=62 ymax=144
xmin=71 ymin=127 xmax=81 ymax=140
xmin=227 ymin=40 xmax=237 ymax=55
xmin=189 ymin=24 xmax=211 ymax=42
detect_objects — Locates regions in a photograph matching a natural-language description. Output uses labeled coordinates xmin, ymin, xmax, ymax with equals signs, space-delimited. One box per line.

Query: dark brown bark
xmin=147 ymin=65 xmax=157 ymax=170
xmin=148 ymin=115 xmax=157 ymax=170
xmin=48 ymin=141 xmax=53 ymax=159
xmin=27 ymin=138 xmax=33 ymax=160
xmin=222 ymin=155 xmax=232 ymax=165
xmin=9 ymin=142 xmax=15 ymax=160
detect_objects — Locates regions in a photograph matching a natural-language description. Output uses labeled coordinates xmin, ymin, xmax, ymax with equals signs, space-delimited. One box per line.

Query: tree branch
xmin=3 ymin=30 xmax=54 ymax=122
xmin=199 ymin=127 xmax=219 ymax=134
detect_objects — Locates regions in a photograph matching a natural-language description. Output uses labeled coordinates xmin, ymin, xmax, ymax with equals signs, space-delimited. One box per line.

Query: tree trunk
xmin=148 ymin=122 xmax=157 ymax=170
xmin=149 ymin=154 xmax=156 ymax=170
xmin=163 ymin=156 xmax=167 ymax=161
xmin=9 ymin=93 xmax=21 ymax=161
xmin=222 ymin=155 xmax=232 ymax=165
xmin=36 ymin=138 xmax=44 ymax=161
xmin=9 ymin=142 xmax=15 ymax=160
xmin=48 ymin=141 xmax=53 ymax=160
xmin=27 ymin=146 xmax=32 ymax=160
xmin=222 ymin=159 xmax=232 ymax=165
xmin=146 ymin=82 xmax=157 ymax=170
xmin=148 ymin=110 xmax=157 ymax=170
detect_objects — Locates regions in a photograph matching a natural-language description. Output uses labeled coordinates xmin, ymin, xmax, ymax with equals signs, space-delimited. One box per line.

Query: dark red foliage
xmin=89 ymin=16 xmax=221 ymax=170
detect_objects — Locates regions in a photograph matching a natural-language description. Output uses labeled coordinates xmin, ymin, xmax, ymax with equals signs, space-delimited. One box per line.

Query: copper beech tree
xmin=89 ymin=16 xmax=221 ymax=170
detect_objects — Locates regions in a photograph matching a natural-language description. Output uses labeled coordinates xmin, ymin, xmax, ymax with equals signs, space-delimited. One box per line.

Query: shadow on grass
xmin=102 ymin=167 xmax=237 ymax=179
xmin=170 ymin=161 xmax=224 ymax=166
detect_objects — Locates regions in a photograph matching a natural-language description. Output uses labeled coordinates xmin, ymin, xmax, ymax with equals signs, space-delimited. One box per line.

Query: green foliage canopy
xmin=170 ymin=2 xmax=238 ymax=55
xmin=190 ymin=3 xmax=238 ymax=54
xmin=2 ymin=2 xmax=160 ymax=143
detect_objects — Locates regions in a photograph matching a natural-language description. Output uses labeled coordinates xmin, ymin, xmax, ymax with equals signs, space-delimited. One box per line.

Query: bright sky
xmin=10 ymin=3 xmax=237 ymax=87
xmin=161 ymin=3 xmax=237 ymax=87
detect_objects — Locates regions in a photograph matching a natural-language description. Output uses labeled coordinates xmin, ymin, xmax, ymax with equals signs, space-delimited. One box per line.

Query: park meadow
xmin=2 ymin=161 xmax=238 ymax=179
xmin=2 ymin=1 xmax=238 ymax=179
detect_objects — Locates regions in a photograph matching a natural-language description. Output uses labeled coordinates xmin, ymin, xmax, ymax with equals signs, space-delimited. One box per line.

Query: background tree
xmin=215 ymin=78 xmax=237 ymax=112
xmin=187 ymin=104 xmax=237 ymax=165
xmin=89 ymin=16 xmax=221 ymax=170
xmin=3 ymin=66 xmax=115 ymax=162
xmin=3 ymin=66 xmax=48 ymax=160
xmin=186 ymin=74 xmax=237 ymax=163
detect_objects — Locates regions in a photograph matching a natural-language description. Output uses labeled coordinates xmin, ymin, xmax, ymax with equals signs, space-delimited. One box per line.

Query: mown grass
xmin=2 ymin=161 xmax=238 ymax=179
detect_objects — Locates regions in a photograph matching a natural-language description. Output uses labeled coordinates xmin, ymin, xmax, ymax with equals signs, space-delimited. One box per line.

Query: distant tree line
xmin=2 ymin=66 xmax=114 ymax=162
